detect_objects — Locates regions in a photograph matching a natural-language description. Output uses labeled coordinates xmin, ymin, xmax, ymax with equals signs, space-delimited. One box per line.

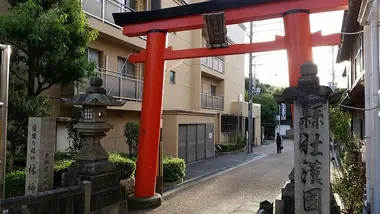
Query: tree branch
xmin=34 ymin=82 xmax=53 ymax=96
xmin=10 ymin=70 xmax=28 ymax=86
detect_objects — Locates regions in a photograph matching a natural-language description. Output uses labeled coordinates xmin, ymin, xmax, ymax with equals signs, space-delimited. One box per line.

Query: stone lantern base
xmin=64 ymin=162 xmax=128 ymax=214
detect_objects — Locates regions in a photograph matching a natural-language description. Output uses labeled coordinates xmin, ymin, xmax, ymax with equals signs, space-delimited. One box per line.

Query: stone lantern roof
xmin=62 ymin=77 xmax=126 ymax=107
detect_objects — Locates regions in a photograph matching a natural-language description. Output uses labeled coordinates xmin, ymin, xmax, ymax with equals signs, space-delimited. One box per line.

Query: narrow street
xmin=133 ymin=140 xmax=294 ymax=214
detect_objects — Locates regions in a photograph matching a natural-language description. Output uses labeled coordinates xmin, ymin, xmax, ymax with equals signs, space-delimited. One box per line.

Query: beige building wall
xmin=101 ymin=110 xmax=140 ymax=153
xmin=0 ymin=0 xmax=8 ymax=13
xmin=1 ymin=0 xmax=260 ymax=156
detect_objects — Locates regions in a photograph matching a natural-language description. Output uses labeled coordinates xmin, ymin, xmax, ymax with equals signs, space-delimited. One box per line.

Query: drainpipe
xmin=364 ymin=24 xmax=373 ymax=214
xmin=370 ymin=1 xmax=380 ymax=213
xmin=359 ymin=1 xmax=375 ymax=212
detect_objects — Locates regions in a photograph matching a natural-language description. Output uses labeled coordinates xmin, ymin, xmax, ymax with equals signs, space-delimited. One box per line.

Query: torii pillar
xmin=283 ymin=9 xmax=314 ymax=120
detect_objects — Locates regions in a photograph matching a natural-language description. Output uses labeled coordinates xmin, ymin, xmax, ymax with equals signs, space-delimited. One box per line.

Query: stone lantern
xmin=62 ymin=77 xmax=127 ymax=213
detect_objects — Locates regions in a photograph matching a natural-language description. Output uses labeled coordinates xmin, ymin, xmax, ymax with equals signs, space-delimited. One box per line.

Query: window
xmin=354 ymin=35 xmax=363 ymax=82
xmin=87 ymin=49 xmax=100 ymax=69
xmin=210 ymin=85 xmax=216 ymax=95
xmin=122 ymin=0 xmax=137 ymax=11
xmin=170 ymin=71 xmax=175 ymax=84
xmin=118 ymin=57 xmax=135 ymax=77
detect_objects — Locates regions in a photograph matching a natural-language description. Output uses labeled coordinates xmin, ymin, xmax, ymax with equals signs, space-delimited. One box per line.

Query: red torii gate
xmin=113 ymin=0 xmax=347 ymax=205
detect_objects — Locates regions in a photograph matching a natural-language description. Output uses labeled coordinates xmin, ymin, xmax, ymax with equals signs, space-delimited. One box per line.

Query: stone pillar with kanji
xmin=274 ymin=61 xmax=342 ymax=214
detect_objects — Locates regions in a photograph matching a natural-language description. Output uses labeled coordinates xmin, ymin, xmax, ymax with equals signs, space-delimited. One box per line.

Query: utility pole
xmin=278 ymin=105 xmax=281 ymax=135
xmin=370 ymin=1 xmax=380 ymax=212
xmin=331 ymin=46 xmax=336 ymax=92
xmin=0 ymin=44 xmax=10 ymax=199
xmin=248 ymin=21 xmax=253 ymax=153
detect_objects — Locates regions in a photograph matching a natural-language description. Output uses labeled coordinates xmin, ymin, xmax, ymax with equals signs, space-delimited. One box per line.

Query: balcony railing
xmin=201 ymin=57 xmax=224 ymax=73
xmin=77 ymin=68 xmax=143 ymax=101
xmin=82 ymin=0 xmax=136 ymax=26
xmin=81 ymin=0 xmax=147 ymax=40
xmin=201 ymin=92 xmax=224 ymax=110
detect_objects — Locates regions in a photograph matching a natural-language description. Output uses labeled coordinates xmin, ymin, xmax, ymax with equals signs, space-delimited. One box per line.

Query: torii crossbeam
xmin=113 ymin=0 xmax=347 ymax=207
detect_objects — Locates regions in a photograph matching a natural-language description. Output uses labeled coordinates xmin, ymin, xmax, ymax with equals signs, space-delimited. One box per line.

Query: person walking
xmin=275 ymin=132 xmax=282 ymax=154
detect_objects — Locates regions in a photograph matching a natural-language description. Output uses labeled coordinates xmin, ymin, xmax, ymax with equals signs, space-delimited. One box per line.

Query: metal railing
xmin=222 ymin=131 xmax=239 ymax=144
xmin=201 ymin=92 xmax=224 ymax=110
xmin=201 ymin=57 xmax=224 ymax=73
xmin=81 ymin=0 xmax=147 ymax=40
xmin=77 ymin=68 xmax=143 ymax=101
xmin=82 ymin=0 xmax=136 ymax=26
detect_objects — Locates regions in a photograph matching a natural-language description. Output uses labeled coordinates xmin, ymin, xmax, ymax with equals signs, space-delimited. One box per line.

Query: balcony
xmin=81 ymin=0 xmax=147 ymax=40
xmin=201 ymin=57 xmax=224 ymax=74
xmin=201 ymin=92 xmax=224 ymax=110
xmin=77 ymin=68 xmax=143 ymax=101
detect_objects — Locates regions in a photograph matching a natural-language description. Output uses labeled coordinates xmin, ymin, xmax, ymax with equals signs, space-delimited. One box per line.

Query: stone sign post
xmin=25 ymin=117 xmax=56 ymax=195
xmin=294 ymin=95 xmax=329 ymax=213
xmin=274 ymin=61 xmax=342 ymax=214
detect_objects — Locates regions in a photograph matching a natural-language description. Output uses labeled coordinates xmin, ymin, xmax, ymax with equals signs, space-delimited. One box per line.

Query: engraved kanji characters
xmin=299 ymin=132 xmax=309 ymax=155
xmin=27 ymin=183 xmax=36 ymax=193
xmin=310 ymin=133 xmax=323 ymax=156
xmin=311 ymin=105 xmax=324 ymax=129
xmin=304 ymin=188 xmax=322 ymax=212
xmin=304 ymin=159 xmax=323 ymax=185
xmin=32 ymin=124 xmax=37 ymax=132
xmin=28 ymin=164 xmax=36 ymax=175
xmin=301 ymin=168 xmax=308 ymax=184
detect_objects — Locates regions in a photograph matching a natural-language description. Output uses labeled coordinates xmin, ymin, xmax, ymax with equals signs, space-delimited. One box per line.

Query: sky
xmin=243 ymin=10 xmax=346 ymax=88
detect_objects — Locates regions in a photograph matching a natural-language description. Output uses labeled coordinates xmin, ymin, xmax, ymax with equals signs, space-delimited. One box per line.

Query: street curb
xmin=163 ymin=153 xmax=267 ymax=199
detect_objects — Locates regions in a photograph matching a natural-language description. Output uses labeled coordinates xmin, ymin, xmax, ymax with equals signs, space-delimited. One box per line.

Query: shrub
xmin=124 ymin=122 xmax=140 ymax=157
xmin=54 ymin=159 xmax=74 ymax=188
xmin=55 ymin=151 xmax=74 ymax=161
xmin=219 ymin=144 xmax=244 ymax=152
xmin=163 ymin=156 xmax=186 ymax=183
xmin=330 ymin=107 xmax=364 ymax=213
xmin=109 ymin=153 xmax=136 ymax=179
xmin=5 ymin=170 xmax=26 ymax=199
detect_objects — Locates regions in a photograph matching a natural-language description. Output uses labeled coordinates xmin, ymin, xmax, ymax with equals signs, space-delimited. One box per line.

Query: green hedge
xmin=219 ymin=143 xmax=245 ymax=152
xmin=109 ymin=153 xmax=136 ymax=179
xmin=5 ymin=170 xmax=26 ymax=199
xmin=163 ymin=156 xmax=186 ymax=183
xmin=55 ymin=151 xmax=75 ymax=161
xmin=5 ymin=153 xmax=185 ymax=198
xmin=54 ymin=159 xmax=74 ymax=189
xmin=5 ymin=153 xmax=136 ymax=199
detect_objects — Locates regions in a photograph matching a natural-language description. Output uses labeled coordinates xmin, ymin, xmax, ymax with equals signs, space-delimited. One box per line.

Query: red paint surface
xmin=284 ymin=12 xmax=313 ymax=122
xmin=134 ymin=31 xmax=167 ymax=198
xmin=129 ymin=33 xmax=340 ymax=63
xmin=122 ymin=0 xmax=347 ymax=37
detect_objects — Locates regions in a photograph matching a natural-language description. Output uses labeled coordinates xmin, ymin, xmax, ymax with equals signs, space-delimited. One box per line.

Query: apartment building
xmin=1 ymin=0 xmax=261 ymax=163
xmin=336 ymin=0 xmax=364 ymax=139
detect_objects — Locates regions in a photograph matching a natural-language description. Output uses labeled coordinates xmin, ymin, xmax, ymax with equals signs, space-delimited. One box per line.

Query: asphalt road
xmin=132 ymin=140 xmax=294 ymax=214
